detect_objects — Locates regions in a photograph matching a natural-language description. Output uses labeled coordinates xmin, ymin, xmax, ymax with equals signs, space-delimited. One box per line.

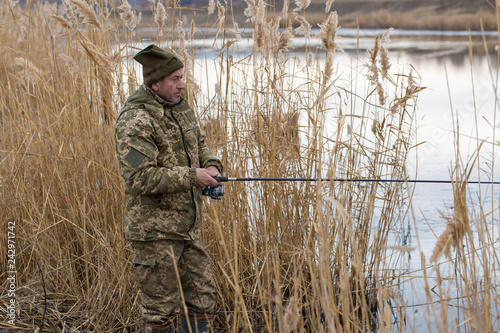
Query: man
xmin=114 ymin=44 xmax=223 ymax=333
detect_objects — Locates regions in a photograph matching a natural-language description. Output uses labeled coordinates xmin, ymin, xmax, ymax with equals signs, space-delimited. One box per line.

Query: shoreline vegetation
xmin=0 ymin=0 xmax=499 ymax=332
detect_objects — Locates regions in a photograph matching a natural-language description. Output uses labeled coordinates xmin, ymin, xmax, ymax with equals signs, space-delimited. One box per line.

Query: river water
xmin=325 ymin=29 xmax=499 ymax=331
xmin=186 ymin=28 xmax=500 ymax=331
xmin=340 ymin=29 xmax=500 ymax=331
xmin=386 ymin=33 xmax=500 ymax=331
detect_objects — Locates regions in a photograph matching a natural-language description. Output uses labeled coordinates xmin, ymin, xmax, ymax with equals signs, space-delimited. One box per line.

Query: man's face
xmin=151 ymin=68 xmax=185 ymax=103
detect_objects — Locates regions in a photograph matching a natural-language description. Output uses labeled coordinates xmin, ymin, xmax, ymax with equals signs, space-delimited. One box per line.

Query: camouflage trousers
xmin=131 ymin=238 xmax=217 ymax=324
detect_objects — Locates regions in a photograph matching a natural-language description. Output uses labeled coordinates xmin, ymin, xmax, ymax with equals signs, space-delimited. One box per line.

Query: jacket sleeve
xmin=115 ymin=110 xmax=196 ymax=195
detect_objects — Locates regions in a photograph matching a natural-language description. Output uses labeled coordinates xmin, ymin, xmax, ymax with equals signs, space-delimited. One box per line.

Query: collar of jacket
xmin=142 ymin=84 xmax=185 ymax=120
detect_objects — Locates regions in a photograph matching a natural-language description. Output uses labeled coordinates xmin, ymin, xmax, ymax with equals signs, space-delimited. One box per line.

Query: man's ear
xmin=151 ymin=82 xmax=159 ymax=93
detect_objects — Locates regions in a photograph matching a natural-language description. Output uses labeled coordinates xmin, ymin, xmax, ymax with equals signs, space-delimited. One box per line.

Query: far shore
xmin=134 ymin=0 xmax=498 ymax=32
xmin=130 ymin=25 xmax=499 ymax=56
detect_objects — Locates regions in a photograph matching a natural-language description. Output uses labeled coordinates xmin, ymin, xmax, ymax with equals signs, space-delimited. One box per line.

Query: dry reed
xmin=0 ymin=0 xmax=498 ymax=332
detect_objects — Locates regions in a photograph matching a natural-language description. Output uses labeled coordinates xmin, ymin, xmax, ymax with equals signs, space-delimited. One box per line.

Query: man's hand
xmin=206 ymin=165 xmax=221 ymax=177
xmin=195 ymin=166 xmax=221 ymax=188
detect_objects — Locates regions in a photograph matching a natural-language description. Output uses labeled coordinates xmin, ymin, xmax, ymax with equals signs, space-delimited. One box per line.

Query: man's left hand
xmin=195 ymin=166 xmax=221 ymax=188
xmin=206 ymin=166 xmax=221 ymax=178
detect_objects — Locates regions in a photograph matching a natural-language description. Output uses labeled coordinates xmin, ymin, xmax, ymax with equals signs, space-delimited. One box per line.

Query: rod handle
xmin=214 ymin=176 xmax=229 ymax=182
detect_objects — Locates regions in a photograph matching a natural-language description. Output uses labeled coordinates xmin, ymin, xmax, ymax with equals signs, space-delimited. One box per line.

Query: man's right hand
xmin=195 ymin=168 xmax=220 ymax=188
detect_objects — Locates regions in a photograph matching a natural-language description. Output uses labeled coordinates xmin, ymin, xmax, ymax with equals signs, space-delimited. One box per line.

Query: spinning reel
xmin=202 ymin=184 xmax=225 ymax=200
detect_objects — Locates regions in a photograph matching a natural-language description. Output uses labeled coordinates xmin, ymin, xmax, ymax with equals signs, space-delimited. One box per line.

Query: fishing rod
xmin=202 ymin=176 xmax=500 ymax=200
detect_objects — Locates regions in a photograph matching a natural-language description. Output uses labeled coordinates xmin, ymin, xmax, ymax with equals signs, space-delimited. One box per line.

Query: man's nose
xmin=178 ymin=80 xmax=185 ymax=89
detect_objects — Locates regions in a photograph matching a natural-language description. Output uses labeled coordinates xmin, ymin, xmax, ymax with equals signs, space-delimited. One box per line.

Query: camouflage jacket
xmin=114 ymin=85 xmax=223 ymax=241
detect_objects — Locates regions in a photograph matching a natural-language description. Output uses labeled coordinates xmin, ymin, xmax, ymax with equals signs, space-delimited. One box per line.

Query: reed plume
xmin=50 ymin=14 xmax=73 ymax=30
xmin=294 ymin=0 xmax=311 ymax=12
xmin=216 ymin=1 xmax=226 ymax=33
xmin=177 ymin=20 xmax=188 ymax=64
xmin=379 ymin=28 xmax=392 ymax=80
xmin=281 ymin=0 xmax=289 ymax=19
xmin=278 ymin=26 xmax=295 ymax=53
xmin=293 ymin=12 xmax=311 ymax=37
xmin=367 ymin=35 xmax=380 ymax=83
xmin=95 ymin=0 xmax=110 ymax=19
xmin=389 ymin=84 xmax=424 ymax=114
xmin=118 ymin=0 xmax=141 ymax=32
xmin=208 ymin=0 xmax=215 ymax=15
xmin=365 ymin=29 xmax=393 ymax=106
xmin=153 ymin=1 xmax=167 ymax=35
xmin=430 ymin=213 xmax=456 ymax=262
xmin=70 ymin=0 xmax=101 ymax=28
xmin=244 ymin=0 xmax=257 ymax=23
xmin=430 ymin=180 xmax=470 ymax=262
xmin=322 ymin=53 xmax=334 ymax=84
xmin=377 ymin=82 xmax=385 ymax=105
xmin=315 ymin=11 xmax=342 ymax=54
xmin=244 ymin=0 xmax=268 ymax=53
xmin=176 ymin=20 xmax=200 ymax=100
xmin=62 ymin=0 xmax=76 ymax=21
xmin=325 ymin=0 xmax=334 ymax=13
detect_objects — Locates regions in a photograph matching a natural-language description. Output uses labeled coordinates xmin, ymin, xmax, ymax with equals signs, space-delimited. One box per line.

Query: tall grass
xmin=0 ymin=0 xmax=497 ymax=332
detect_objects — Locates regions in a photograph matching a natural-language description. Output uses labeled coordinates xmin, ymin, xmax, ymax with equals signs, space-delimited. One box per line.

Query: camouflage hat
xmin=134 ymin=44 xmax=184 ymax=86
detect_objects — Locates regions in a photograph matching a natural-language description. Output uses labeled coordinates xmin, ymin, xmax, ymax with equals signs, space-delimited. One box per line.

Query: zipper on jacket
xmin=169 ymin=106 xmax=197 ymax=238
